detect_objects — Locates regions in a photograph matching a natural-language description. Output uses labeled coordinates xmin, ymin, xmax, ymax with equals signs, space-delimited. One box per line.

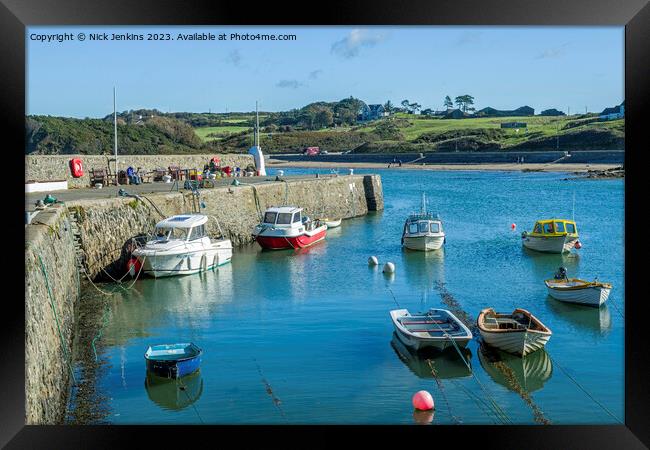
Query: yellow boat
xmin=521 ymin=219 xmax=580 ymax=254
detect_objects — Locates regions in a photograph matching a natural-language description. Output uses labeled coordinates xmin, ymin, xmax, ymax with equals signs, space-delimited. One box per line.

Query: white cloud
xmin=276 ymin=79 xmax=305 ymax=89
xmin=331 ymin=29 xmax=386 ymax=59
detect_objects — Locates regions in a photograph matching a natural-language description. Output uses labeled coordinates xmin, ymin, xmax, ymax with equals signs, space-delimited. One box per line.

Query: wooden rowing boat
xmin=477 ymin=308 xmax=551 ymax=357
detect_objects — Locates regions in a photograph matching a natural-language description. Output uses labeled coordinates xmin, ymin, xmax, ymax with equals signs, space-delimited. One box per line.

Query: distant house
xmin=443 ymin=109 xmax=469 ymax=119
xmin=501 ymin=122 xmax=527 ymax=128
xmin=599 ymin=102 xmax=624 ymax=120
xmin=540 ymin=108 xmax=566 ymax=116
xmin=475 ymin=106 xmax=535 ymax=117
xmin=359 ymin=104 xmax=386 ymax=121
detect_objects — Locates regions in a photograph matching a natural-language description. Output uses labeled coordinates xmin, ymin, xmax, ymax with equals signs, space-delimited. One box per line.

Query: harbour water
xmin=68 ymin=168 xmax=624 ymax=424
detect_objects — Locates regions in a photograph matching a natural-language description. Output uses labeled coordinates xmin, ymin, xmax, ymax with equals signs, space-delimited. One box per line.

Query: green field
xmin=195 ymin=125 xmax=252 ymax=141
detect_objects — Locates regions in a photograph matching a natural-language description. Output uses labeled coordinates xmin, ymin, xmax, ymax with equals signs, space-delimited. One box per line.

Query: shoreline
xmin=267 ymin=159 xmax=620 ymax=173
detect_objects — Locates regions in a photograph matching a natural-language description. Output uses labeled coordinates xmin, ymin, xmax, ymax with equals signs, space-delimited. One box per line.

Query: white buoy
xmin=349 ymin=168 xmax=354 ymax=175
xmin=368 ymin=256 xmax=379 ymax=266
xmin=383 ymin=262 xmax=395 ymax=273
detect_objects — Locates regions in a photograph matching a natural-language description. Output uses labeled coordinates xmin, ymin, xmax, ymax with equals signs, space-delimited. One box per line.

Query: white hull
xmin=546 ymin=285 xmax=611 ymax=306
xmin=134 ymin=242 xmax=232 ymax=278
xmin=390 ymin=309 xmax=472 ymax=351
xmin=324 ymin=219 xmax=341 ymax=228
xmin=479 ymin=329 xmax=550 ymax=357
xmin=522 ymin=235 xmax=577 ymax=253
xmin=403 ymin=235 xmax=445 ymax=251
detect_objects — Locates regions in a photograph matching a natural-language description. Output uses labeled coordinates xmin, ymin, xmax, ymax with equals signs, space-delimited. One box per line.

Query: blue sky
xmin=27 ymin=26 xmax=624 ymax=118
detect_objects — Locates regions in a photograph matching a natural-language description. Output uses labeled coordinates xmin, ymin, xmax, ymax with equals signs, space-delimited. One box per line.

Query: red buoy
xmin=511 ymin=223 xmax=516 ymax=230
xmin=70 ymin=158 xmax=84 ymax=178
xmin=126 ymin=257 xmax=142 ymax=277
xmin=412 ymin=390 xmax=435 ymax=411
xmin=575 ymin=241 xmax=582 ymax=249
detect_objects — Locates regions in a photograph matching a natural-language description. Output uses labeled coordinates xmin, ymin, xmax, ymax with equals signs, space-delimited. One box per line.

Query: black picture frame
xmin=4 ymin=0 xmax=648 ymax=447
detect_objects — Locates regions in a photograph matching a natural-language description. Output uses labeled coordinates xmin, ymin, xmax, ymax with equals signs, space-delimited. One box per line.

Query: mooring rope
xmin=546 ymin=352 xmax=622 ymax=423
xmin=177 ymin=376 xmax=205 ymax=424
xmin=253 ymin=358 xmax=288 ymax=423
xmin=37 ymin=255 xmax=76 ymax=384
xmin=426 ymin=359 xmax=461 ymax=424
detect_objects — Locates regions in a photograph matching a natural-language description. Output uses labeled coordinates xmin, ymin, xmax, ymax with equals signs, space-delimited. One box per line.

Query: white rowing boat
xmin=477 ymin=308 xmax=552 ymax=357
xmin=390 ymin=308 xmax=473 ymax=352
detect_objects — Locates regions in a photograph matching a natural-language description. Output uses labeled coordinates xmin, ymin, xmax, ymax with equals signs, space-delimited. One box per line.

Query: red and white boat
xmin=252 ymin=206 xmax=327 ymax=250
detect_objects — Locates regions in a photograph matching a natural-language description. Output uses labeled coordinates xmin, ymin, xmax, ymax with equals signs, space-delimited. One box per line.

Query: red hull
xmin=255 ymin=229 xmax=327 ymax=250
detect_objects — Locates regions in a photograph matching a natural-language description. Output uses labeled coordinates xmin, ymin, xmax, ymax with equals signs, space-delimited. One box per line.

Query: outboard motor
xmin=554 ymin=267 xmax=568 ymax=280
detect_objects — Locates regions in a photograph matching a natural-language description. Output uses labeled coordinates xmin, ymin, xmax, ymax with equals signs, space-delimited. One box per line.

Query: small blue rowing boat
xmin=144 ymin=343 xmax=202 ymax=379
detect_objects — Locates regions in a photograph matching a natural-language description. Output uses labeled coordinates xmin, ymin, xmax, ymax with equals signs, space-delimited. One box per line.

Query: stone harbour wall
xmin=25 ymin=204 xmax=79 ymax=424
xmin=25 ymin=154 xmax=255 ymax=188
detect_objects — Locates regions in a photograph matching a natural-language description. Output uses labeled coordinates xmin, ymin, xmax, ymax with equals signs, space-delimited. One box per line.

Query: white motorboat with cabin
xmin=544 ymin=267 xmax=612 ymax=307
xmin=390 ymin=308 xmax=473 ymax=351
xmin=132 ymin=214 xmax=232 ymax=278
xmin=252 ymin=206 xmax=327 ymax=250
xmin=401 ymin=193 xmax=445 ymax=251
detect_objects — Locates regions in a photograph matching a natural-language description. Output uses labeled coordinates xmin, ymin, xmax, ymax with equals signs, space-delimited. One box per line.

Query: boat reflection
xmin=145 ymin=370 xmax=203 ymax=411
xmin=524 ymin=247 xmax=580 ymax=280
xmin=546 ymin=297 xmax=612 ymax=336
xmin=401 ymin=247 xmax=445 ymax=288
xmin=391 ymin=333 xmax=472 ymax=379
xmin=412 ymin=408 xmax=435 ymax=424
xmin=478 ymin=344 xmax=553 ymax=393
xmin=104 ymin=267 xmax=234 ymax=346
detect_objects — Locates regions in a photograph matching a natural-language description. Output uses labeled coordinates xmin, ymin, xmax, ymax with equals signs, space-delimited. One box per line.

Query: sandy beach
xmin=267 ymin=159 xmax=620 ymax=173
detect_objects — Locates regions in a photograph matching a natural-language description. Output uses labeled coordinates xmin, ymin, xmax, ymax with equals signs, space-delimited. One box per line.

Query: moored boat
xmin=390 ymin=308 xmax=473 ymax=352
xmin=252 ymin=206 xmax=327 ymax=250
xmin=144 ymin=343 xmax=202 ymax=379
xmin=544 ymin=267 xmax=612 ymax=307
xmin=401 ymin=193 xmax=445 ymax=251
xmin=132 ymin=214 xmax=232 ymax=278
xmin=322 ymin=218 xmax=342 ymax=228
xmin=521 ymin=218 xmax=580 ymax=253
xmin=477 ymin=308 xmax=552 ymax=357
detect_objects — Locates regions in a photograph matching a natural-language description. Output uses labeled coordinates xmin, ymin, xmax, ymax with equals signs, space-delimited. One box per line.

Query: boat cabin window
xmin=418 ymin=222 xmax=429 ymax=233
xmin=292 ymin=212 xmax=302 ymax=223
xmin=155 ymin=227 xmax=187 ymax=240
xmin=554 ymin=221 xmax=565 ymax=233
xmin=543 ymin=223 xmax=553 ymax=234
xmin=263 ymin=212 xmax=277 ymax=224
xmin=408 ymin=223 xmax=419 ymax=234
xmin=188 ymin=224 xmax=206 ymax=241
xmin=430 ymin=222 xmax=440 ymax=233
xmin=566 ymin=222 xmax=576 ymax=234
xmin=276 ymin=212 xmax=293 ymax=225
xmin=534 ymin=222 xmax=542 ymax=233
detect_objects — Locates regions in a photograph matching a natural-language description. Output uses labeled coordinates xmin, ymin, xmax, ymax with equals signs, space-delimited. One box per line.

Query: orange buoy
xmin=511 ymin=223 xmax=516 ymax=230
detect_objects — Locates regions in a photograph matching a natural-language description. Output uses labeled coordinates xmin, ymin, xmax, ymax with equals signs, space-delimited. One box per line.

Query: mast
xmin=255 ymin=101 xmax=259 ymax=147
xmin=113 ymin=87 xmax=119 ymax=186
xmin=421 ymin=192 xmax=427 ymax=214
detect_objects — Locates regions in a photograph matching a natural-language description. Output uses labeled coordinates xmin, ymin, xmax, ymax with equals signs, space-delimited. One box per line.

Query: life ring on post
xmin=70 ymin=158 xmax=84 ymax=178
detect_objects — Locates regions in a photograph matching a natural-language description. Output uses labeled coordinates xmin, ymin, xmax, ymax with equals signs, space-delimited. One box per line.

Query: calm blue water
xmin=80 ymin=168 xmax=624 ymax=425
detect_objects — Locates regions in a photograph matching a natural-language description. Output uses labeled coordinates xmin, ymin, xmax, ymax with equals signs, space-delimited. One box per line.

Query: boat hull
xmin=146 ymin=355 xmax=201 ymax=379
xmin=478 ymin=329 xmax=550 ymax=357
xmin=546 ymin=284 xmax=611 ymax=306
xmin=324 ymin=219 xmax=341 ymax=228
xmin=403 ymin=235 xmax=445 ymax=251
xmin=393 ymin=326 xmax=471 ymax=351
xmin=254 ymin=228 xmax=326 ymax=250
xmin=522 ymin=235 xmax=577 ymax=253
xmin=134 ymin=243 xmax=232 ymax=278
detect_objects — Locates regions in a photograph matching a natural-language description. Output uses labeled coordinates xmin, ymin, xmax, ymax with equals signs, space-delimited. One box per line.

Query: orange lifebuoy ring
xmin=126 ymin=257 xmax=142 ymax=277
xmin=70 ymin=158 xmax=84 ymax=178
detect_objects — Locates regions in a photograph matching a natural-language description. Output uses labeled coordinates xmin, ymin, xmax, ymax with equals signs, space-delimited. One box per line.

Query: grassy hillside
xmin=26 ymin=108 xmax=624 ymax=155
